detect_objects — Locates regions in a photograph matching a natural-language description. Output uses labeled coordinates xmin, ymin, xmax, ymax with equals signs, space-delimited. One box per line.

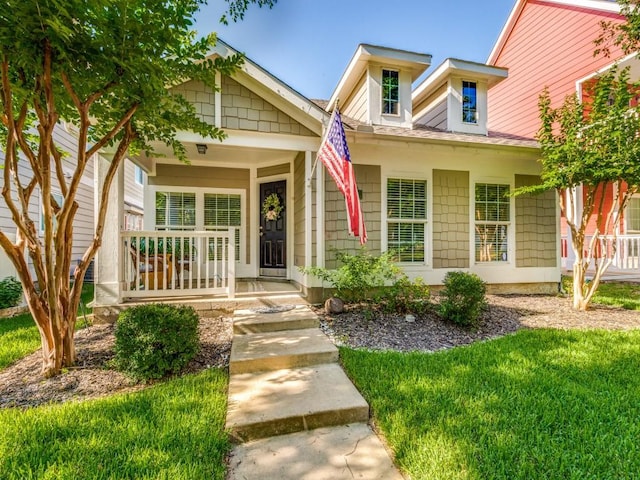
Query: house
xmin=487 ymin=0 xmax=640 ymax=270
xmin=0 ymin=123 xmax=144 ymax=284
xmin=92 ymin=39 xmax=560 ymax=316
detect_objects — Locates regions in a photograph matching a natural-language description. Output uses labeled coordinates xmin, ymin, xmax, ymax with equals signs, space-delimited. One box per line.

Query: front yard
xmin=341 ymin=328 xmax=640 ymax=480
xmin=0 ymin=282 xmax=638 ymax=479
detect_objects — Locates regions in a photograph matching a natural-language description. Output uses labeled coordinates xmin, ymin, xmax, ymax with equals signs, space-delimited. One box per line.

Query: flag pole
xmin=307 ymin=99 xmax=339 ymax=184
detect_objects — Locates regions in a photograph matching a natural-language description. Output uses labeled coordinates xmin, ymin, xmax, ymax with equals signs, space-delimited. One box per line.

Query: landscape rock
xmin=324 ymin=297 xmax=344 ymax=314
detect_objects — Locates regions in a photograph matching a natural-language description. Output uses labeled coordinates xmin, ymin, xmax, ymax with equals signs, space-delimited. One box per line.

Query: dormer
xmin=328 ymin=44 xmax=431 ymax=128
xmin=412 ymin=59 xmax=508 ymax=135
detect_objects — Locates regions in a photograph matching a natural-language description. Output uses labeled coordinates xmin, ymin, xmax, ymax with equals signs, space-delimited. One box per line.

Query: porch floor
xmin=93 ymin=279 xmax=309 ymax=323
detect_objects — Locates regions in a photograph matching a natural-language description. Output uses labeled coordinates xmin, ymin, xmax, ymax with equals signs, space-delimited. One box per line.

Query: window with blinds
xmin=387 ymin=178 xmax=427 ymax=262
xmin=475 ymin=183 xmax=510 ymax=262
xmin=204 ymin=193 xmax=241 ymax=260
xmin=155 ymin=192 xmax=196 ymax=230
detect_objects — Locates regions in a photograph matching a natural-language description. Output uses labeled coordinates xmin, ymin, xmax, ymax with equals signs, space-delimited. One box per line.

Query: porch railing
xmin=561 ymin=234 xmax=640 ymax=270
xmin=120 ymin=230 xmax=235 ymax=299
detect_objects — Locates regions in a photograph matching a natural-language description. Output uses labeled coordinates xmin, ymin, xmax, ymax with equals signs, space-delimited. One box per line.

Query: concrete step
xmin=230 ymin=328 xmax=339 ymax=374
xmin=228 ymin=423 xmax=404 ymax=480
xmin=233 ymin=305 xmax=318 ymax=334
xmin=226 ymin=363 xmax=369 ymax=442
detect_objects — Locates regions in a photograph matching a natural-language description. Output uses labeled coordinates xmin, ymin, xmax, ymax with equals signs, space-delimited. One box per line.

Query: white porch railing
xmin=561 ymin=234 xmax=640 ymax=270
xmin=120 ymin=230 xmax=235 ymax=299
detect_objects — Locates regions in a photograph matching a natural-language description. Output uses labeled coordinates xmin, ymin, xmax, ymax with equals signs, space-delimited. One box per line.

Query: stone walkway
xmin=225 ymin=304 xmax=403 ymax=480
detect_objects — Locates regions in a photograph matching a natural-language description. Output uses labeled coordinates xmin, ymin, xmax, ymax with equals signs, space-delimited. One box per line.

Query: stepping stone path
xmin=226 ymin=305 xmax=403 ymax=480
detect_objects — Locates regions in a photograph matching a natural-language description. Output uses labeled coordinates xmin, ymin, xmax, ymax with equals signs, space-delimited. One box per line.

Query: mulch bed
xmin=0 ymin=314 xmax=232 ymax=409
xmin=1 ymin=294 xmax=638 ymax=409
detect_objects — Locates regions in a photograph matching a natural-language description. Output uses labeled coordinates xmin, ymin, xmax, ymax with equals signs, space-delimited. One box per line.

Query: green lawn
xmin=562 ymin=276 xmax=640 ymax=310
xmin=341 ymin=329 xmax=640 ymax=480
xmin=592 ymin=281 xmax=640 ymax=310
xmin=0 ymin=369 xmax=230 ymax=480
xmin=0 ymin=283 xmax=95 ymax=370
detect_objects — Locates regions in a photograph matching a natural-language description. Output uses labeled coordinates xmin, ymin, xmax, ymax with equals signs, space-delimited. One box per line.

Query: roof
xmin=412 ymin=58 xmax=508 ymax=120
xmin=327 ymin=44 xmax=432 ymax=112
xmin=311 ymin=100 xmax=537 ymax=149
xmin=488 ymin=0 xmax=622 ymax=65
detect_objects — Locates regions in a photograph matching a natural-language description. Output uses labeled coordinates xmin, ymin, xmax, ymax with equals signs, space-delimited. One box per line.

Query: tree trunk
xmin=572 ymin=262 xmax=589 ymax=311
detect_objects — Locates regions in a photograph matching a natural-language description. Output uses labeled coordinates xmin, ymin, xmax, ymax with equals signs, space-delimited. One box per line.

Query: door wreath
xmin=262 ymin=193 xmax=283 ymax=221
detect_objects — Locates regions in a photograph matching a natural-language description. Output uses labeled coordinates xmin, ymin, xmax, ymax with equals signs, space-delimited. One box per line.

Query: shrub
xmin=302 ymin=249 xmax=402 ymax=303
xmin=376 ymin=277 xmax=431 ymax=315
xmin=0 ymin=277 xmax=23 ymax=309
xmin=438 ymin=271 xmax=487 ymax=326
xmin=113 ymin=304 xmax=199 ymax=381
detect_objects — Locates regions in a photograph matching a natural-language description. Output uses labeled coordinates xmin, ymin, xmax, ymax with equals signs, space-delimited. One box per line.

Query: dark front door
xmin=260 ymin=181 xmax=286 ymax=277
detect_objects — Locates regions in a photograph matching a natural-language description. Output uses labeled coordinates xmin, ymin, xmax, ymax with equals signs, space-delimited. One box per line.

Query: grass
xmin=341 ymin=329 xmax=640 ymax=480
xmin=0 ymin=283 xmax=95 ymax=370
xmin=562 ymin=276 xmax=640 ymax=310
xmin=0 ymin=368 xmax=230 ymax=479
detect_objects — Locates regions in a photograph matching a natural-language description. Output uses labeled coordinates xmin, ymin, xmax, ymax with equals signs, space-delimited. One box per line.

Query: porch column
xmin=315 ymin=154 xmax=325 ymax=268
xmin=94 ymin=153 xmax=125 ymax=306
xmin=304 ymin=151 xmax=313 ymax=267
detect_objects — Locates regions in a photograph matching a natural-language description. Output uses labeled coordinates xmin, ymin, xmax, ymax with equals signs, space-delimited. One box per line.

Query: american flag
xmin=317 ymin=108 xmax=367 ymax=244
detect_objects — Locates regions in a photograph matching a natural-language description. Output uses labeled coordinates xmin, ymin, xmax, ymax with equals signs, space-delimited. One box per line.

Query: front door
xmin=259 ymin=181 xmax=286 ymax=277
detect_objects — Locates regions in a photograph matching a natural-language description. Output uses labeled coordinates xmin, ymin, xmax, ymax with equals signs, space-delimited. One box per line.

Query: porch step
xmin=227 ymin=423 xmax=404 ymax=480
xmin=233 ymin=305 xmax=318 ymax=334
xmin=226 ymin=363 xmax=370 ymax=442
xmin=230 ymin=328 xmax=338 ymax=374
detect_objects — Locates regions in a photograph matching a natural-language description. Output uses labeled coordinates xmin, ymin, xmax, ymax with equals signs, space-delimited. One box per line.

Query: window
xmin=382 ymin=69 xmax=399 ymax=115
xmin=462 ymin=81 xmax=477 ymax=124
xmin=204 ymin=193 xmax=241 ymax=260
xmin=155 ymin=192 xmax=196 ymax=230
xmin=475 ymin=183 xmax=510 ymax=262
xmin=628 ymin=197 xmax=640 ymax=232
xmin=134 ymin=165 xmax=144 ymax=186
xmin=40 ymin=191 xmax=64 ymax=234
xmin=387 ymin=178 xmax=427 ymax=262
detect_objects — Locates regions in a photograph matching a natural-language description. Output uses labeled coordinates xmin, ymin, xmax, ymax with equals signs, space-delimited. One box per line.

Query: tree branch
xmin=86 ymin=102 xmax=139 ymax=158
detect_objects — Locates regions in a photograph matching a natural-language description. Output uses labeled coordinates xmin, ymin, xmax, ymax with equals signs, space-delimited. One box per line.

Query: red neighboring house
xmin=488 ymin=0 xmax=640 ymax=272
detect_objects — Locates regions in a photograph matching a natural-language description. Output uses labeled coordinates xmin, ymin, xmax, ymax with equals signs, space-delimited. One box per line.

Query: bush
xmin=0 ymin=277 xmax=23 ymax=309
xmin=438 ymin=271 xmax=487 ymax=326
xmin=113 ymin=304 xmax=199 ymax=381
xmin=302 ymin=249 xmax=402 ymax=303
xmin=376 ymin=277 xmax=431 ymax=315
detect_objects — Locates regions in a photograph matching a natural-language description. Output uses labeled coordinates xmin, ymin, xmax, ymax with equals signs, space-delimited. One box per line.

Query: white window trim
xmin=462 ymin=79 xmax=479 ymax=125
xmin=147 ymin=185 xmax=246 ymax=265
xmin=134 ymin=165 xmax=144 ymax=186
xmin=471 ymin=178 xmax=514 ymax=265
xmin=383 ymin=175 xmax=429 ymax=266
xmin=381 ymin=68 xmax=401 ymax=117
xmin=625 ymin=194 xmax=640 ymax=233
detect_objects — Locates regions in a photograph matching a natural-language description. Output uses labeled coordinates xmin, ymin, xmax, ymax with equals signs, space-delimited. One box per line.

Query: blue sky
xmin=194 ymin=1 xmax=515 ymax=100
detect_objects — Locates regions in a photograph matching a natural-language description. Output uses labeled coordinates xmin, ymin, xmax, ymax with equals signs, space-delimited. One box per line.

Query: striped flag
xmin=317 ymin=108 xmax=367 ymax=244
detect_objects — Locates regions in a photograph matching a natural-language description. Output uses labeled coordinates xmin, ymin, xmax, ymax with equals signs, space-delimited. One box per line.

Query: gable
xmin=221 ymin=76 xmax=315 ymax=136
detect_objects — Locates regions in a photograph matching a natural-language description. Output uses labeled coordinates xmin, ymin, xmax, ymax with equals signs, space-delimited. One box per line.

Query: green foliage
xmin=0 ymin=277 xmax=22 ymax=309
xmin=375 ymin=277 xmax=431 ymax=315
xmin=341 ymin=329 xmax=640 ymax=480
xmin=302 ymin=249 xmax=402 ymax=303
xmin=522 ymin=67 xmax=640 ymax=196
xmin=438 ymin=271 xmax=486 ymax=326
xmin=0 ymin=369 xmax=230 ymax=479
xmin=114 ymin=304 xmax=199 ymax=381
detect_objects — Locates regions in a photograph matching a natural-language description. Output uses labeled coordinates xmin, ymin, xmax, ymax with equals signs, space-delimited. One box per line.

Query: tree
xmin=520 ymin=67 xmax=640 ymax=310
xmin=0 ymin=0 xmax=275 ymax=377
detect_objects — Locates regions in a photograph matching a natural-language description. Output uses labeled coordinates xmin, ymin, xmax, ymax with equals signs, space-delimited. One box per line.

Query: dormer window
xmin=462 ymin=81 xmax=477 ymax=124
xmin=382 ymin=69 xmax=399 ymax=115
